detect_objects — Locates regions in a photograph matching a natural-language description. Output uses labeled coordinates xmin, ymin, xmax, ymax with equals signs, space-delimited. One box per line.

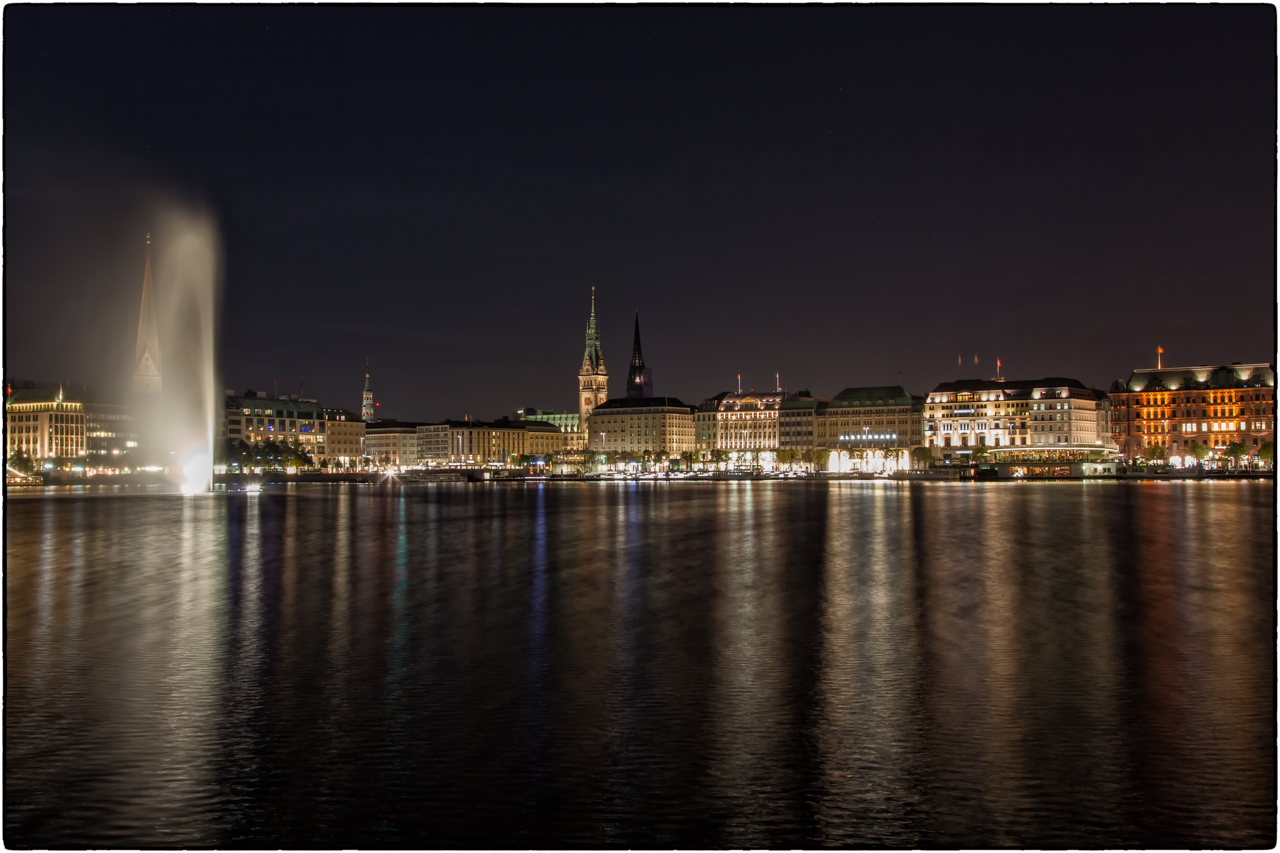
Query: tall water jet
xmin=133 ymin=203 xmax=223 ymax=493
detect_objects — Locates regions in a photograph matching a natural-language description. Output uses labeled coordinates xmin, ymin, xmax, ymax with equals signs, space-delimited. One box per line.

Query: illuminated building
xmin=705 ymin=390 xmax=784 ymax=452
xmin=1107 ymin=362 xmax=1275 ymax=461
xmin=925 ymin=377 xmax=1107 ymax=464
xmin=587 ymin=397 xmax=696 ymax=455
xmin=365 ymin=420 xmax=425 ymax=467
xmin=6 ymin=387 xmax=86 ymax=460
xmin=222 ymin=391 xmax=329 ymax=458
xmin=820 ymin=386 xmax=923 ymax=451
xmin=417 ymin=418 xmax=567 ymax=466
xmin=321 ymin=408 xmax=365 ymax=464
xmin=132 ymin=235 xmax=162 ymax=396
xmin=626 ymin=313 xmax=653 ymax=399
xmin=578 ymin=289 xmax=609 ymax=432
xmin=516 ymin=408 xmax=586 ymax=450
xmin=361 ymin=360 xmax=376 ymax=422
xmin=695 ymin=392 xmax=730 ymax=451
xmin=778 ymin=391 xmax=828 ymax=452
xmin=85 ymin=402 xmax=138 ymax=461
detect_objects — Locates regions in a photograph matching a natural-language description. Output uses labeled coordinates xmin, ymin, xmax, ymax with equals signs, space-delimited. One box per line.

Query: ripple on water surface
xmin=5 ymin=481 xmax=1275 ymax=847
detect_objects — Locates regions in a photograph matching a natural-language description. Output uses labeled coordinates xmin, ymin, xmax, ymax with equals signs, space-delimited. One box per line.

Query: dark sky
xmin=6 ymin=5 xmax=1275 ymax=420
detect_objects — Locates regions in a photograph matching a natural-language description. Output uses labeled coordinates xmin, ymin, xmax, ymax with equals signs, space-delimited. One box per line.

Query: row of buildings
xmin=6 ymin=245 xmax=1276 ymax=473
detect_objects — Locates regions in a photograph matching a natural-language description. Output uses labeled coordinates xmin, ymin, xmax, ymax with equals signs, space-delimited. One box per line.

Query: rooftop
xmin=593 ymin=396 xmax=695 ymax=412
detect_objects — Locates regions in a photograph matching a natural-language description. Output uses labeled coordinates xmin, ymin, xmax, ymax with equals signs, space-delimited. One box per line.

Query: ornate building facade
xmin=578 ymin=288 xmax=608 ymax=430
xmin=924 ymin=377 xmax=1111 ymax=463
xmin=1107 ymin=362 xmax=1275 ymax=461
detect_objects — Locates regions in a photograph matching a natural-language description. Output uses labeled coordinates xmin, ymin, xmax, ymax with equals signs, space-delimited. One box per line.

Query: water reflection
xmin=5 ymin=482 xmax=1274 ymax=848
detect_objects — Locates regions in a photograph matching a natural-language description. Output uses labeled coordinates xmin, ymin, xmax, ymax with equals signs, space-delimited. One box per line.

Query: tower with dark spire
xmin=132 ymin=234 xmax=162 ymax=395
xmin=362 ymin=358 xmax=376 ymax=422
xmin=578 ymin=287 xmax=608 ymax=431
xmin=626 ymin=312 xmax=653 ymax=399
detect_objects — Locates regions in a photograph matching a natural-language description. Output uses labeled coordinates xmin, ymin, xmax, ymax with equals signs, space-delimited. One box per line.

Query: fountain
xmin=136 ymin=203 xmax=223 ymax=493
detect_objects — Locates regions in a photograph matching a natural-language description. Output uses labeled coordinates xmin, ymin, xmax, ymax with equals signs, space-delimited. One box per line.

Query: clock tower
xmin=578 ymin=288 xmax=608 ymax=433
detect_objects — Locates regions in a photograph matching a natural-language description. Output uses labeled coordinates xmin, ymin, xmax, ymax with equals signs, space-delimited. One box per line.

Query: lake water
xmin=5 ymin=481 xmax=1274 ymax=848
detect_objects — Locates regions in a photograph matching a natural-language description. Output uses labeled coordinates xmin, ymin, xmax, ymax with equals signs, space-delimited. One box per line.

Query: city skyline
xmin=5 ymin=6 xmax=1274 ymax=422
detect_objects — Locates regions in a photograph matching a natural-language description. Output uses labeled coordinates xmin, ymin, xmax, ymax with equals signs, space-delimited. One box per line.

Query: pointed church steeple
xmin=132 ymin=234 xmax=162 ymax=395
xmin=362 ymin=357 xmax=376 ymax=422
xmin=626 ymin=312 xmax=652 ymax=398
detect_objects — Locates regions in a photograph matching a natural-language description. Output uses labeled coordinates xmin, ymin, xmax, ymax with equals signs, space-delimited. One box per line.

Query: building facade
xmin=6 ymin=388 xmax=87 ymax=461
xmin=322 ymin=408 xmax=366 ymax=464
xmin=85 ymin=402 xmax=138 ymax=462
xmin=417 ymin=418 xmax=566 ymax=466
xmin=517 ymin=409 xmax=585 ymax=450
xmin=1108 ymin=362 xmax=1275 ymax=461
xmin=778 ymin=392 xmax=828 ymax=452
xmin=223 ymin=392 xmax=329 ymax=458
xmin=925 ymin=377 xmax=1106 ymax=463
xmin=588 ymin=397 xmax=696 ymax=456
xmin=821 ymin=386 xmax=924 ymax=451
xmin=365 ymin=421 xmax=426 ymax=468
xmin=706 ymin=391 xmax=784 ymax=452
xmin=578 ymin=289 xmax=609 ymax=433
xmin=695 ymin=392 xmax=730 ymax=451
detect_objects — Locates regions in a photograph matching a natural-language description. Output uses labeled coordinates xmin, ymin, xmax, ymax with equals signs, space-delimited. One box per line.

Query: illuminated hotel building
xmin=924 ymin=377 xmax=1107 ymax=463
xmin=820 ymin=386 xmax=923 ymax=452
xmin=703 ymin=390 xmax=784 ymax=452
xmin=6 ymin=387 xmax=87 ymax=460
xmin=588 ymin=398 xmax=697 ymax=455
xmin=1108 ymin=362 xmax=1275 ymax=460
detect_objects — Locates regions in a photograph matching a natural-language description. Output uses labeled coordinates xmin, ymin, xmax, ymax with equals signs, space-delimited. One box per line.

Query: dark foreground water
xmin=6 ymin=481 xmax=1275 ymax=848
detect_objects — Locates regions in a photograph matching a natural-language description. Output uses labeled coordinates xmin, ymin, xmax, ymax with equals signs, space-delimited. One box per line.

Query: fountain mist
xmin=145 ymin=204 xmax=223 ymax=493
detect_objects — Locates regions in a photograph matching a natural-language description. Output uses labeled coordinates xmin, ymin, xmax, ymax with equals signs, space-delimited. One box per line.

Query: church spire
xmin=362 ymin=357 xmax=375 ymax=422
xmin=132 ymin=234 xmax=162 ymax=395
xmin=580 ymin=287 xmax=606 ymax=376
xmin=626 ymin=312 xmax=651 ymax=398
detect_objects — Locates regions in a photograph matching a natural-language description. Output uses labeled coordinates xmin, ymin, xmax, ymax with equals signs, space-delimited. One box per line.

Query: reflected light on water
xmin=5 ymin=481 xmax=1274 ymax=848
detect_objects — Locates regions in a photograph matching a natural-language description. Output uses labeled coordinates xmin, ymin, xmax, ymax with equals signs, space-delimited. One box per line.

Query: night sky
xmin=6 ymin=6 xmax=1275 ymax=420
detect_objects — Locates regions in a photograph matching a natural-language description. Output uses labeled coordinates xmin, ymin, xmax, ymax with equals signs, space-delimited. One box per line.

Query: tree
xmin=709 ymin=449 xmax=729 ymax=467
xmin=1223 ymin=441 xmax=1248 ymax=469
xmin=776 ymin=448 xmax=798 ymax=468
xmin=1186 ymin=441 xmax=1209 ymax=467
xmin=7 ymin=450 xmax=35 ymax=476
xmin=679 ymin=450 xmax=696 ymax=470
xmin=1259 ymin=440 xmax=1274 ymax=467
xmin=1142 ymin=442 xmax=1168 ymax=464
xmin=970 ymin=444 xmax=990 ymax=463
xmin=910 ymin=446 xmax=934 ymax=469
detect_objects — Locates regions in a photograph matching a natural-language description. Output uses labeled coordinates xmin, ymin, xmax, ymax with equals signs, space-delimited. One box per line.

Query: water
xmin=6 ymin=481 xmax=1274 ymax=848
